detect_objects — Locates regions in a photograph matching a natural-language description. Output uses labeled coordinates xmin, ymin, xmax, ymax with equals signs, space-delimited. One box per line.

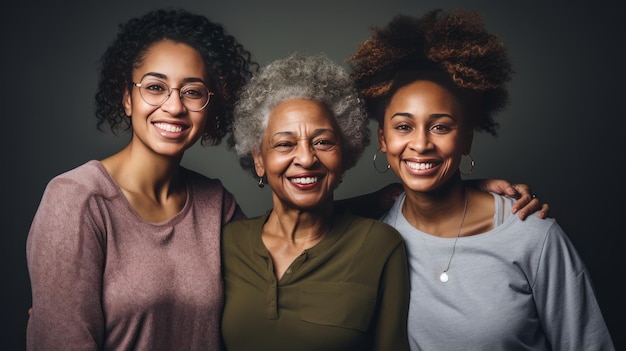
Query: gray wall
xmin=3 ymin=1 xmax=623 ymax=349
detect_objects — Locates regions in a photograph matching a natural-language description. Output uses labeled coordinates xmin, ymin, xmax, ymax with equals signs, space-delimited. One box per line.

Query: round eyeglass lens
xmin=137 ymin=79 xmax=210 ymax=111
xmin=179 ymin=84 xmax=211 ymax=111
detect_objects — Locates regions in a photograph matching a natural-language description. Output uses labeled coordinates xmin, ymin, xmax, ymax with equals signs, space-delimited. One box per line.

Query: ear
xmin=377 ymin=126 xmax=388 ymax=152
xmin=252 ymin=151 xmax=265 ymax=178
xmin=123 ymin=86 xmax=132 ymax=117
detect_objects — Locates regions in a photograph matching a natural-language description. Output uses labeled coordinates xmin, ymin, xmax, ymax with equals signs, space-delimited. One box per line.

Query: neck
xmin=266 ymin=202 xmax=334 ymax=244
xmin=402 ymin=180 xmax=468 ymax=237
xmin=101 ymin=144 xmax=183 ymax=201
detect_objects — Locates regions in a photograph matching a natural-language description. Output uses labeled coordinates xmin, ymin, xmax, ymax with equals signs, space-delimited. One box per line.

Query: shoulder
xmin=497 ymin=198 xmax=581 ymax=265
xmin=380 ymin=192 xmax=405 ymax=225
xmin=182 ymin=167 xmax=243 ymax=218
xmin=29 ymin=162 xmax=111 ymax=246
xmin=342 ymin=212 xmax=405 ymax=248
xmin=44 ymin=160 xmax=117 ymax=202
xmin=183 ymin=167 xmax=227 ymax=192
xmin=183 ymin=167 xmax=237 ymax=201
xmin=48 ymin=160 xmax=104 ymax=184
xmin=336 ymin=213 xmax=408 ymax=271
xmin=497 ymin=194 xmax=557 ymax=236
xmin=358 ymin=215 xmax=402 ymax=237
xmin=222 ymin=214 xmax=266 ymax=253
xmin=224 ymin=214 xmax=265 ymax=234
xmin=527 ymin=218 xmax=584 ymax=271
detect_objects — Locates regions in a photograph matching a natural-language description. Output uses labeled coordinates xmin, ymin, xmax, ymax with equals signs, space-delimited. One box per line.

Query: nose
xmin=160 ymin=87 xmax=186 ymax=115
xmin=409 ymin=127 xmax=432 ymax=153
xmin=294 ymin=141 xmax=317 ymax=168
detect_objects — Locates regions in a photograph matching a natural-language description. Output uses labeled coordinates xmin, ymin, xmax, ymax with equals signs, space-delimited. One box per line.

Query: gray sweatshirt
xmin=383 ymin=192 xmax=614 ymax=350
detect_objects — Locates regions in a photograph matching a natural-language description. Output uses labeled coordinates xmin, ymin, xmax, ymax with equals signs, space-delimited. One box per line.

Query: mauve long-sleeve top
xmin=26 ymin=160 xmax=244 ymax=351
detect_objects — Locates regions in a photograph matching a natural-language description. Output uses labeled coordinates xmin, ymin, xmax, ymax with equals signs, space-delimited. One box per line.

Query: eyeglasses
xmin=133 ymin=78 xmax=214 ymax=112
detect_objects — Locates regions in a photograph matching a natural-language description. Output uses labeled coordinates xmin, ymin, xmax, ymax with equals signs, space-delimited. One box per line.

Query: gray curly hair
xmin=231 ymin=53 xmax=370 ymax=176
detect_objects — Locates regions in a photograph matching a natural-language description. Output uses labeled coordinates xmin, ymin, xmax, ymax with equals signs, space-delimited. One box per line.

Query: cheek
xmin=128 ymin=98 xmax=159 ymax=120
xmin=264 ymin=153 xmax=291 ymax=175
xmin=443 ymin=136 xmax=466 ymax=156
xmin=383 ymin=135 xmax=408 ymax=155
xmin=325 ymin=151 xmax=344 ymax=176
xmin=193 ymin=113 xmax=209 ymax=130
xmin=438 ymin=143 xmax=465 ymax=171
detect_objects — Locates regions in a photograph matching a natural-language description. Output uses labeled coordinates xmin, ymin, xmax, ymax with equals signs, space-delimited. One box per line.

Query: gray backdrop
xmin=3 ymin=1 xmax=624 ymax=350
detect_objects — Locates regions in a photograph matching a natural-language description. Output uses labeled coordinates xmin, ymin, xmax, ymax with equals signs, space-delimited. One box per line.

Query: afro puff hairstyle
xmin=348 ymin=9 xmax=514 ymax=136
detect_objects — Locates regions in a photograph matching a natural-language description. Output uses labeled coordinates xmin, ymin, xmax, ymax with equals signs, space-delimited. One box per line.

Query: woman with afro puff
xmin=348 ymin=8 xmax=614 ymax=350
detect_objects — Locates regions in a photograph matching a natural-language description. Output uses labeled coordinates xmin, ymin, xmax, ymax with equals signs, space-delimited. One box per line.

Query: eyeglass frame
xmin=132 ymin=78 xmax=214 ymax=112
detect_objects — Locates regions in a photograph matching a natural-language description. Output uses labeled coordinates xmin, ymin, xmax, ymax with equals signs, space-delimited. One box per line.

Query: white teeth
xmin=154 ymin=123 xmax=183 ymax=133
xmin=406 ymin=161 xmax=434 ymax=170
xmin=290 ymin=177 xmax=318 ymax=184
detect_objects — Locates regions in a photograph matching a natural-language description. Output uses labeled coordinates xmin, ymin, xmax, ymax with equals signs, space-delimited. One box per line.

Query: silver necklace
xmin=439 ymin=188 xmax=468 ymax=283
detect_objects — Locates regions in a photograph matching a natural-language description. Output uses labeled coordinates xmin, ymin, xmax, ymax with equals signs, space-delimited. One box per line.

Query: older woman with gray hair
xmin=220 ymin=53 xmax=411 ymax=351
xmin=231 ymin=53 xmax=369 ymax=179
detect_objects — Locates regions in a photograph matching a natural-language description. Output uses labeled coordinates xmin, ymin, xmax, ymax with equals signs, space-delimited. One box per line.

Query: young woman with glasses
xmin=25 ymin=8 xmax=255 ymax=350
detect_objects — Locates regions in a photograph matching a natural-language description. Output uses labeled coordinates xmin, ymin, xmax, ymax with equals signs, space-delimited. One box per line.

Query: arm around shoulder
xmin=336 ymin=183 xmax=403 ymax=219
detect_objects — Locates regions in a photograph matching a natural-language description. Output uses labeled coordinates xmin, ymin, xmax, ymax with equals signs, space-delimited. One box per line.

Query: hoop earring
xmin=460 ymin=154 xmax=475 ymax=176
xmin=258 ymin=177 xmax=265 ymax=188
xmin=373 ymin=149 xmax=390 ymax=173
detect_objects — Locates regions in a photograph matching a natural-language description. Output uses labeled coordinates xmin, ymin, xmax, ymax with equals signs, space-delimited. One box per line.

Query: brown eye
xmin=430 ymin=125 xmax=451 ymax=134
xmin=313 ymin=139 xmax=336 ymax=151
xmin=142 ymin=80 xmax=168 ymax=94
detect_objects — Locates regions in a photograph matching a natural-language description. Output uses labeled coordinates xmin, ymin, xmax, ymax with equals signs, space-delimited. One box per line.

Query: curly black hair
xmin=348 ymin=9 xmax=513 ymax=136
xmin=95 ymin=8 xmax=258 ymax=145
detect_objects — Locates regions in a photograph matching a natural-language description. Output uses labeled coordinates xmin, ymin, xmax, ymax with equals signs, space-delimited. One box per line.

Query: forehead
xmin=135 ymin=40 xmax=207 ymax=80
xmin=389 ymin=80 xmax=460 ymax=111
xmin=266 ymin=99 xmax=337 ymax=134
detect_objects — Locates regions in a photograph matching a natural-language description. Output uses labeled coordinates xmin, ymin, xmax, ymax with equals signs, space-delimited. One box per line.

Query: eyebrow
xmin=140 ymin=72 xmax=207 ymax=85
xmin=270 ymin=128 xmax=337 ymax=140
xmin=390 ymin=112 xmax=454 ymax=119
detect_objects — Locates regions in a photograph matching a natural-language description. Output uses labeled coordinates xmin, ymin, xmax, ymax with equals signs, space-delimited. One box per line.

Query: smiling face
xmin=123 ymin=40 xmax=209 ymax=159
xmin=253 ymin=99 xmax=343 ymax=211
xmin=378 ymin=80 xmax=473 ymax=193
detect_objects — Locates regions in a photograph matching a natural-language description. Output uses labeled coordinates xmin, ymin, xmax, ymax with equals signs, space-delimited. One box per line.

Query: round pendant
xmin=440 ymin=271 xmax=449 ymax=283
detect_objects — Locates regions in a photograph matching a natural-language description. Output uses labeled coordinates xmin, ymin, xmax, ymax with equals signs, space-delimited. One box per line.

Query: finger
xmin=516 ymin=197 xmax=541 ymax=220
xmin=511 ymin=191 xmax=533 ymax=214
xmin=539 ymin=203 xmax=550 ymax=219
xmin=505 ymin=185 xmax=520 ymax=198
xmin=511 ymin=183 xmax=531 ymax=198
